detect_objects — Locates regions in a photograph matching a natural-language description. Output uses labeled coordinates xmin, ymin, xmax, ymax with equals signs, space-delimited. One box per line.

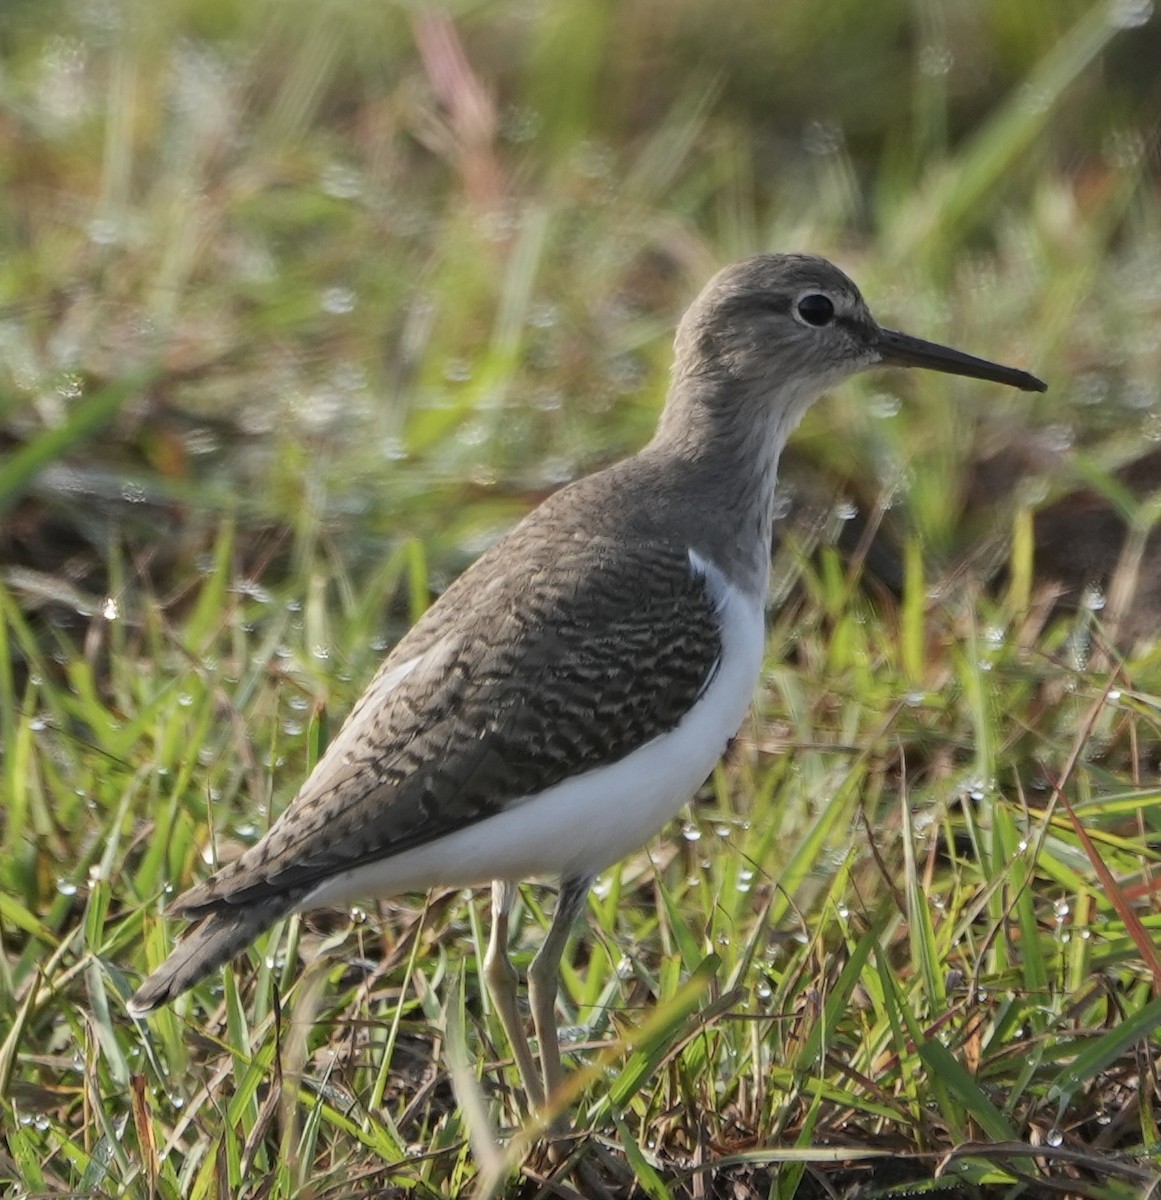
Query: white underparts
xmin=299 ymin=552 xmax=766 ymax=909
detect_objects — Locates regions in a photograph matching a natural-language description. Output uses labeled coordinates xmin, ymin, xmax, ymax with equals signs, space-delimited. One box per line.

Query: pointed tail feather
xmin=128 ymin=897 xmax=295 ymax=1016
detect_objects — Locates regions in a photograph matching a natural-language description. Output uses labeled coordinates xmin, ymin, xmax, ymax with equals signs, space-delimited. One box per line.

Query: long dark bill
xmin=877 ymin=327 xmax=1046 ymax=393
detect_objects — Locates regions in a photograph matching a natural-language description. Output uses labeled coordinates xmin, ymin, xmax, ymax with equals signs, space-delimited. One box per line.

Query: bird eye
xmin=796 ymin=294 xmax=835 ymax=327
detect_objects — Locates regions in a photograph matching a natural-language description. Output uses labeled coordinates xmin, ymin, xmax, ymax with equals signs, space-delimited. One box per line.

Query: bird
xmin=128 ymin=253 xmax=1045 ymax=1110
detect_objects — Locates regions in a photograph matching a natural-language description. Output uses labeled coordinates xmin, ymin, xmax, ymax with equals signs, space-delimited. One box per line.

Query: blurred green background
xmin=2 ymin=0 xmax=1158 ymax=631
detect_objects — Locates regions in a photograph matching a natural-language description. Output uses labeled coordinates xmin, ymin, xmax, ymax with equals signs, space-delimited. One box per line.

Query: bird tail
xmin=127 ymin=896 xmax=294 ymax=1017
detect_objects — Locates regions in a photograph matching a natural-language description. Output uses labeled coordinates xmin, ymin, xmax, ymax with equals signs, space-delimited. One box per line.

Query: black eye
xmin=796 ymin=294 xmax=835 ymax=327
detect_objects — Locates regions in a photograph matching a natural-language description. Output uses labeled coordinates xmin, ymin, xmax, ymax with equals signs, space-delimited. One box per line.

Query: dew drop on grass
xmin=681 ymin=823 xmax=701 ymax=842
xmin=616 ymin=956 xmax=632 ymax=980
xmin=1046 ymin=1126 xmax=1063 ymax=1147
xmin=834 ymin=500 xmax=858 ymax=521
xmin=56 ymin=878 xmax=78 ymax=897
xmin=321 ymin=286 xmax=356 ymax=315
xmin=868 ymin=392 xmax=901 ymax=419
xmin=737 ymin=869 xmax=754 ymax=894
xmin=1017 ymin=839 xmax=1029 ymax=853
xmin=102 ymin=596 xmax=119 ymax=621
xmin=918 ymin=44 xmax=953 ymax=76
xmin=29 ymin=716 xmax=47 ymax=731
xmin=320 ymin=163 xmax=362 ymax=199
xmin=1081 ymin=584 xmax=1106 ymax=611
xmin=349 ymin=907 xmax=367 ymax=925
xmin=168 ymin=1093 xmax=185 ymax=1110
xmin=1109 ymin=0 xmax=1153 ymax=27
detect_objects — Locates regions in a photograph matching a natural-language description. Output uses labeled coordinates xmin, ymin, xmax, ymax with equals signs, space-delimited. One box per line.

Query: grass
xmin=3 ymin=0 xmax=1161 ymax=1196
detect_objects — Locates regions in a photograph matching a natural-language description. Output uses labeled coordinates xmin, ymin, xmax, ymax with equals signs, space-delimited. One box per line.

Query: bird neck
xmin=644 ymin=369 xmax=819 ymax=597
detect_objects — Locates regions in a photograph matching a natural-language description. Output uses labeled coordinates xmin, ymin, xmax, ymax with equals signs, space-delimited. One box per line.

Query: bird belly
xmin=298 ymin=575 xmax=765 ymax=907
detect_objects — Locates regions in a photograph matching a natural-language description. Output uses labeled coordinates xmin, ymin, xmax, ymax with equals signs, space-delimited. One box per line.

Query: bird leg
xmin=527 ymin=874 xmax=593 ymax=1106
xmin=483 ymin=880 xmax=545 ymax=1111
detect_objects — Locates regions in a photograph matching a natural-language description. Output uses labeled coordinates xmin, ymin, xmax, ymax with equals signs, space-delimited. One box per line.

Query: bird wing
xmin=170 ymin=526 xmax=726 ymax=917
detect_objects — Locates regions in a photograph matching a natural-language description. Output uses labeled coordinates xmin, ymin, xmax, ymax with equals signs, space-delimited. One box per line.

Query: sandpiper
xmin=128 ymin=254 xmax=1045 ymax=1109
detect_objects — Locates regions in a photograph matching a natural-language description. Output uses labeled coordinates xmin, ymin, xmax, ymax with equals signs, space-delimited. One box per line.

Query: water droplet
xmin=102 ymin=596 xmax=119 ymax=621
xmin=869 ymin=392 xmax=901 ymax=419
xmin=1044 ymin=424 xmax=1074 ymax=452
xmin=502 ymin=103 xmax=542 ymax=143
xmin=1107 ymin=689 xmax=1122 ymax=702
xmin=235 ymin=578 xmax=272 ymax=603
xmin=320 ymin=162 xmax=362 ymax=199
xmin=918 ymin=44 xmax=953 ymax=76
xmin=349 ymin=906 xmax=367 ymax=924
xmin=321 ymin=286 xmax=356 ymax=315
xmin=1109 ymin=0 xmax=1153 ymax=28
xmin=1081 ymin=584 xmax=1106 ymax=612
xmin=56 ymin=877 xmax=78 ymax=897
xmin=87 ymin=217 xmax=122 ymax=245
xmin=1046 ymin=1126 xmax=1063 ymax=1147
xmin=1017 ymin=839 xmax=1029 ymax=853
xmin=803 ymin=119 xmax=843 ymax=156
xmin=681 ymin=823 xmax=702 ymax=842
xmin=616 ymin=956 xmax=632 ymax=980
xmin=834 ymin=501 xmax=858 ymax=521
